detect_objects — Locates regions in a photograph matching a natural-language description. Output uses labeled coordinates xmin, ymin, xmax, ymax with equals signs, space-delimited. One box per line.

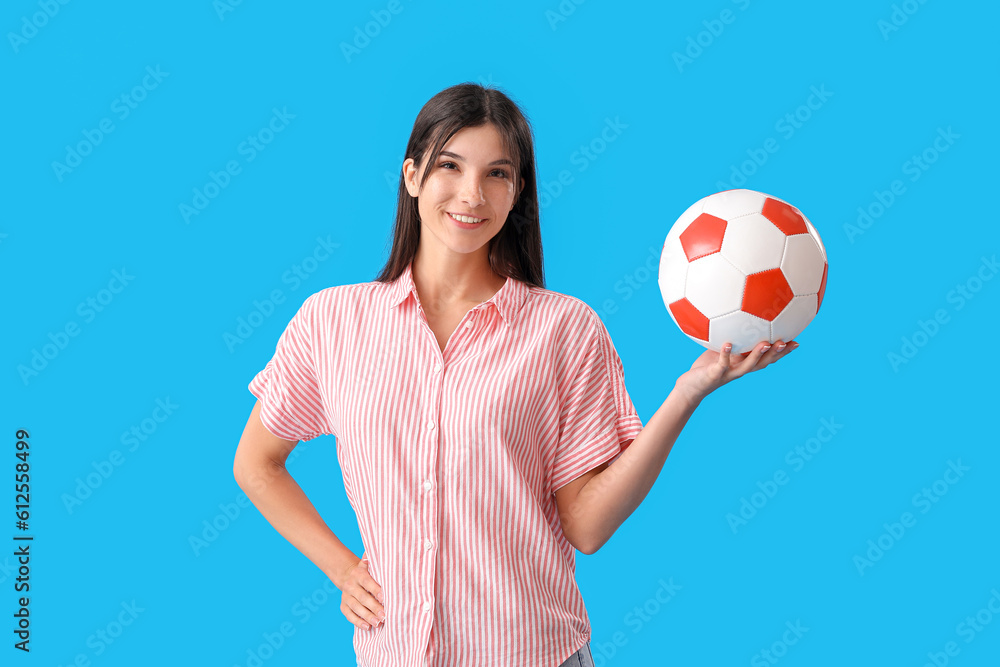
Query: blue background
xmin=3 ymin=1 xmax=998 ymax=665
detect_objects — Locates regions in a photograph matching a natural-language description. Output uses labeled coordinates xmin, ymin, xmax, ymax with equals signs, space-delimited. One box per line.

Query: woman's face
xmin=404 ymin=123 xmax=522 ymax=257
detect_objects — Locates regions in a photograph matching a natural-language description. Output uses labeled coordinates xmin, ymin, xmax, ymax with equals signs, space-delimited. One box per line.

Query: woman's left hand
xmin=674 ymin=339 xmax=799 ymax=404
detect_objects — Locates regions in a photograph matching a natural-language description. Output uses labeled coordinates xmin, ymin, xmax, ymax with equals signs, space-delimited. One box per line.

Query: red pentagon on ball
xmin=668 ymin=297 xmax=710 ymax=341
xmin=761 ymin=198 xmax=808 ymax=236
xmin=680 ymin=213 xmax=727 ymax=261
xmin=742 ymin=268 xmax=794 ymax=321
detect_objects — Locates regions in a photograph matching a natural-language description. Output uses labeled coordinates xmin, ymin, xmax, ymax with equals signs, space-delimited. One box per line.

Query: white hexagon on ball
xmin=781 ymin=234 xmax=826 ymax=296
xmin=770 ymin=294 xmax=818 ymax=343
xmin=685 ymin=253 xmax=745 ymax=319
xmin=805 ymin=218 xmax=827 ymax=260
xmin=701 ymin=189 xmax=767 ymax=222
xmin=721 ymin=212 xmax=787 ymax=275
xmin=658 ymin=233 xmax=688 ymax=306
xmin=709 ymin=310 xmax=770 ymax=354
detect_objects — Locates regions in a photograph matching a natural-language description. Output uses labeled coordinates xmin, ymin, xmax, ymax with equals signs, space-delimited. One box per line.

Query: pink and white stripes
xmin=249 ymin=260 xmax=643 ymax=666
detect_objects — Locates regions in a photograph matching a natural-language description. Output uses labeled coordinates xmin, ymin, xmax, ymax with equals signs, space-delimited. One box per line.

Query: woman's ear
xmin=403 ymin=158 xmax=419 ymax=197
xmin=513 ymin=176 xmax=525 ymax=208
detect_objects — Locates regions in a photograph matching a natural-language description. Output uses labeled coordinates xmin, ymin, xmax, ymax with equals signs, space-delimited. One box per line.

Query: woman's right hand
xmin=337 ymin=553 xmax=385 ymax=631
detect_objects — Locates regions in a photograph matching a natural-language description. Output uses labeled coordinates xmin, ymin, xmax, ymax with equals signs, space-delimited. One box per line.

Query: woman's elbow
xmin=233 ymin=451 xmax=280 ymax=493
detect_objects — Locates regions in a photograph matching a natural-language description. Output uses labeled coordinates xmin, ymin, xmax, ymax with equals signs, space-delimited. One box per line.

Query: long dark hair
xmin=374 ymin=83 xmax=545 ymax=288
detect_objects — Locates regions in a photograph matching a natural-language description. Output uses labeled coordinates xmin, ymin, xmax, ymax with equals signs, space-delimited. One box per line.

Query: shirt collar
xmin=387 ymin=260 xmax=528 ymax=327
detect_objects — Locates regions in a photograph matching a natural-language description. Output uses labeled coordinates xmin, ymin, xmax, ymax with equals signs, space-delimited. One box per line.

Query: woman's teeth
xmin=451 ymin=213 xmax=485 ymax=224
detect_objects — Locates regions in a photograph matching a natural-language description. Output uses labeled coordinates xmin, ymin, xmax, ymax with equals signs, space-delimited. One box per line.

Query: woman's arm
xmin=555 ymin=340 xmax=797 ymax=554
xmin=555 ymin=385 xmax=700 ymax=555
xmin=233 ymin=400 xmax=385 ymax=630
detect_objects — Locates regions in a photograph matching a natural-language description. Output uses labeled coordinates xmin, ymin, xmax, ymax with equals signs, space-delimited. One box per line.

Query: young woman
xmin=232 ymin=83 xmax=796 ymax=667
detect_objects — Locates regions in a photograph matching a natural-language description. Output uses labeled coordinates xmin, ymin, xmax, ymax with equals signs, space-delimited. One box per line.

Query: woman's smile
xmin=447 ymin=211 xmax=488 ymax=228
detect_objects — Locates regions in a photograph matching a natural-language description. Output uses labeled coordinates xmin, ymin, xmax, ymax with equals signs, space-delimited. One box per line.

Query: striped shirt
xmin=248 ymin=259 xmax=643 ymax=667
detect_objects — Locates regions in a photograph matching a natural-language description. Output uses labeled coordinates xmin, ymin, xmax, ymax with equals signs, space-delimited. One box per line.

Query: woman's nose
xmin=459 ymin=176 xmax=485 ymax=205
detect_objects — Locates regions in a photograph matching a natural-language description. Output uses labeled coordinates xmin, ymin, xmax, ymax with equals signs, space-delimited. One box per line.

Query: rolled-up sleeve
xmin=248 ymin=293 xmax=333 ymax=442
xmin=550 ymin=313 xmax=644 ymax=492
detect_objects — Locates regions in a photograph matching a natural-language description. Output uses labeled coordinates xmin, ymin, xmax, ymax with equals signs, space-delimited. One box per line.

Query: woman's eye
xmin=438 ymin=162 xmax=507 ymax=178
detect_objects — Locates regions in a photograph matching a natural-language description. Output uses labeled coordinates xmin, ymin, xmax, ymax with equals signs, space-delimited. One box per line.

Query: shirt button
xmin=422 ymin=601 xmax=431 ymax=612
xmin=464 ymin=322 xmax=472 ymax=329
xmin=424 ymin=539 xmax=432 ymax=550
xmin=423 ymin=480 xmax=432 ymax=491
xmin=433 ymin=363 xmax=441 ymax=374
xmin=428 ymin=421 xmax=435 ymax=430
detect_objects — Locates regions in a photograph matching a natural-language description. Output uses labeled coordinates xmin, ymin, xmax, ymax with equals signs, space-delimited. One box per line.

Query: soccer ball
xmin=658 ymin=189 xmax=828 ymax=354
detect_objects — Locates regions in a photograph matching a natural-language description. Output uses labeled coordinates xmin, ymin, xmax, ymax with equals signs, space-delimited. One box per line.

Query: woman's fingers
xmin=367 ymin=583 xmax=384 ymax=607
xmin=718 ymin=343 xmax=733 ymax=374
xmin=342 ymin=597 xmax=377 ymax=630
xmin=339 ymin=557 xmax=386 ymax=631
xmin=359 ymin=562 xmax=384 ymax=603
xmin=765 ymin=340 xmax=799 ymax=360
xmin=357 ymin=560 xmax=385 ymax=613
xmin=340 ymin=601 xmax=368 ymax=630
xmin=713 ymin=339 xmax=799 ymax=389
xmin=733 ymin=341 xmax=780 ymax=378
xmin=351 ymin=592 xmax=383 ymax=627
xmin=358 ymin=582 xmax=385 ymax=620
xmin=731 ymin=341 xmax=773 ymax=375
xmin=755 ymin=340 xmax=798 ymax=368
xmin=342 ymin=585 xmax=383 ymax=630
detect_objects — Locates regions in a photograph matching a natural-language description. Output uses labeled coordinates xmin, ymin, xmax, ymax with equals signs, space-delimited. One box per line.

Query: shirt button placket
xmin=424 ymin=355 xmax=442 ymax=618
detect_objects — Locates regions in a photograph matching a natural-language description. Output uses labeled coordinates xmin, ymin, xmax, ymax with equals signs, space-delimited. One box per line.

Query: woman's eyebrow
xmin=439 ymin=150 xmax=513 ymax=167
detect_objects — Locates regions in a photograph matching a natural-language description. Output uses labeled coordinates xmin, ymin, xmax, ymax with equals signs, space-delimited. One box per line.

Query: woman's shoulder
xmin=305 ymin=281 xmax=382 ymax=307
xmin=522 ymin=284 xmax=605 ymax=331
xmin=298 ymin=277 xmax=389 ymax=313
